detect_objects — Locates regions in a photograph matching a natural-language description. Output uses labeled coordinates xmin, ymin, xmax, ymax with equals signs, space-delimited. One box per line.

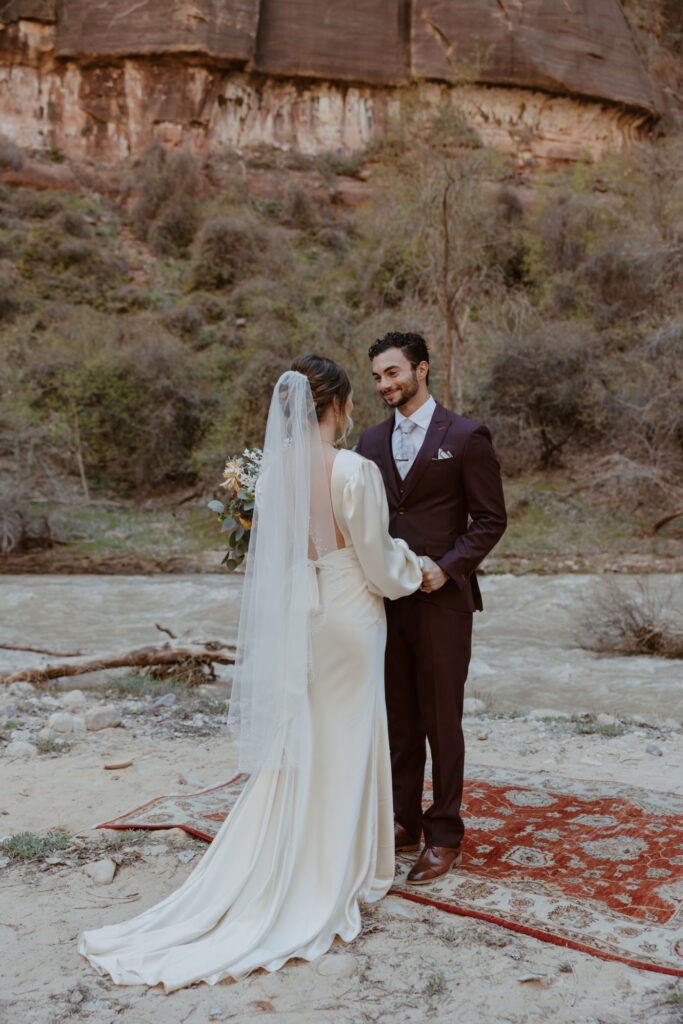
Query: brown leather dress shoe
xmin=406 ymin=845 xmax=462 ymax=885
xmin=394 ymin=821 xmax=421 ymax=852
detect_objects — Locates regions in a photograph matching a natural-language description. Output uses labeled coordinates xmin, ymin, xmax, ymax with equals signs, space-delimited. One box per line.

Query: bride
xmin=78 ymin=354 xmax=423 ymax=991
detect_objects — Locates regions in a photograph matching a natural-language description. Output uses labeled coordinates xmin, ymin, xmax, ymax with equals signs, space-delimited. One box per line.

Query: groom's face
xmin=372 ymin=348 xmax=421 ymax=409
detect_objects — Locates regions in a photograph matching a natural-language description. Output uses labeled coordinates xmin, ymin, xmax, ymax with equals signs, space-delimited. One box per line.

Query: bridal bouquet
xmin=208 ymin=448 xmax=262 ymax=570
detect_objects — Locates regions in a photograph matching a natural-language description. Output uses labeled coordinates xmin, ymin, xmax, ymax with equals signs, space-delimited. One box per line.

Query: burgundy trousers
xmin=384 ymin=594 xmax=473 ymax=849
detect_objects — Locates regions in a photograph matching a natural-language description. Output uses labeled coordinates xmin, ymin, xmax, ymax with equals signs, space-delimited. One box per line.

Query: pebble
xmin=62 ymin=690 xmax=86 ymax=707
xmin=177 ymin=850 xmax=196 ymax=864
xmin=83 ymin=857 xmax=116 ymax=885
xmin=178 ymin=770 xmax=205 ymax=787
xmin=317 ymin=953 xmax=356 ymax=978
xmin=48 ymin=711 xmax=86 ymax=734
xmin=37 ymin=727 xmax=58 ymax=743
xmin=152 ymin=693 xmax=177 ymax=708
xmin=7 ymin=682 xmax=36 ymax=697
xmin=646 ymin=743 xmax=663 ymax=757
xmin=144 ymin=844 xmax=167 ymax=858
xmin=477 ymin=732 xmax=489 ymax=741
xmin=69 ymin=990 xmax=85 ymax=1005
xmin=4 ymin=740 xmax=37 ymax=758
xmin=463 ymin=698 xmax=487 ymax=716
xmin=85 ymin=705 xmax=121 ymax=731
xmin=596 ymin=713 xmax=620 ymax=727
xmin=165 ymin=828 xmax=191 ymax=847
xmin=528 ymin=708 xmax=571 ymax=721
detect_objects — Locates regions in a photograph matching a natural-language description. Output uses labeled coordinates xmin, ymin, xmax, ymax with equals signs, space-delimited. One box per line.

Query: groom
xmin=356 ymin=332 xmax=506 ymax=884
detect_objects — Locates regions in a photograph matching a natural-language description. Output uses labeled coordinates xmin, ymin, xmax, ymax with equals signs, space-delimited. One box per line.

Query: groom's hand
xmin=420 ymin=556 xmax=448 ymax=593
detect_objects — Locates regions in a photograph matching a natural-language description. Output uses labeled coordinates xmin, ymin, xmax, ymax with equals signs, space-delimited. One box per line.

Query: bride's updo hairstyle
xmin=290 ymin=354 xmax=351 ymax=424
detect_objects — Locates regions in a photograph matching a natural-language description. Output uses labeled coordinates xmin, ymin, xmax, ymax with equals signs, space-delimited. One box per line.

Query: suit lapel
xmin=378 ymin=415 xmax=400 ymax=504
xmin=400 ymin=402 xmax=450 ymax=502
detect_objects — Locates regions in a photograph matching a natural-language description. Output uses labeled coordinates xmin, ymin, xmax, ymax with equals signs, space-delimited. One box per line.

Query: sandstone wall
xmin=252 ymin=0 xmax=408 ymax=84
xmin=0 ymin=1 xmax=671 ymax=169
xmin=54 ymin=0 xmax=259 ymax=61
xmin=412 ymin=0 xmax=656 ymax=111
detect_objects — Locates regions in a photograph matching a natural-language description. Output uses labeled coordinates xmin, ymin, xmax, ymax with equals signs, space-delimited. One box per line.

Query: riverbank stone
xmin=85 ymin=705 xmax=121 ymax=731
xmin=529 ymin=708 xmax=572 ymax=721
xmin=48 ymin=711 xmax=86 ymax=734
xmin=5 ymin=739 xmax=37 ymax=757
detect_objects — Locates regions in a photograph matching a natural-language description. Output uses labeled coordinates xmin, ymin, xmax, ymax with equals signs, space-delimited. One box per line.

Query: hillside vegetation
xmin=0 ymin=124 xmax=681 ymax=567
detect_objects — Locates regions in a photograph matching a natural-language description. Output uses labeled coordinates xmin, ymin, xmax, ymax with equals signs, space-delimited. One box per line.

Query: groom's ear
xmin=416 ymin=360 xmax=429 ymax=380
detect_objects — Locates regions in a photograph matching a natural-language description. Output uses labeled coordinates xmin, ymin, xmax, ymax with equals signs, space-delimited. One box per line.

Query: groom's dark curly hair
xmin=368 ymin=331 xmax=430 ymax=384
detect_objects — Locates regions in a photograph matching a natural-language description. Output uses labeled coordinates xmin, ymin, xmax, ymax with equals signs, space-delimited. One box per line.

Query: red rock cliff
xmin=0 ymin=0 xmax=675 ymax=167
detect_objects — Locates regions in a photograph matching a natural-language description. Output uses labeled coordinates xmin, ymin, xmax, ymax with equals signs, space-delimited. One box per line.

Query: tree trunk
xmin=0 ymin=639 xmax=236 ymax=687
xmin=71 ymin=403 xmax=90 ymax=503
xmin=453 ymin=304 xmax=470 ymax=416
xmin=441 ymin=179 xmax=454 ymax=409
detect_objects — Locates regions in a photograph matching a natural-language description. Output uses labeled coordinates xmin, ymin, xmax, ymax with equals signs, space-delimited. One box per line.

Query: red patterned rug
xmin=97 ymin=765 xmax=683 ymax=977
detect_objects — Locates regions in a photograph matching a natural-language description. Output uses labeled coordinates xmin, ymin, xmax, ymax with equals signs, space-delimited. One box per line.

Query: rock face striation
xmin=0 ymin=0 xmax=673 ymax=167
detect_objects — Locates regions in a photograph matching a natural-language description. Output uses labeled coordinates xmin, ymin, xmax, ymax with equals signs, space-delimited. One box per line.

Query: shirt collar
xmin=394 ymin=394 xmax=436 ymax=431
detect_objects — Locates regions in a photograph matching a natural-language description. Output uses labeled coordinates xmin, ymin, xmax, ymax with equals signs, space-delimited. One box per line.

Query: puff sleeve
xmin=341 ymin=458 xmax=422 ymax=600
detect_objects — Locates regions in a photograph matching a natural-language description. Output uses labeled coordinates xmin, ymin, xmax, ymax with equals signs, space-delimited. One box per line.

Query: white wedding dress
xmin=79 ymin=449 xmax=421 ymax=991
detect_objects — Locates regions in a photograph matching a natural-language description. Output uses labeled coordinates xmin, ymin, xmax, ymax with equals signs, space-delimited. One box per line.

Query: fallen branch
xmin=155 ymin=623 xmax=177 ymax=639
xmin=0 ymin=643 xmax=85 ymax=656
xmin=646 ymin=507 xmax=683 ymax=536
xmin=0 ymin=640 xmax=236 ymax=687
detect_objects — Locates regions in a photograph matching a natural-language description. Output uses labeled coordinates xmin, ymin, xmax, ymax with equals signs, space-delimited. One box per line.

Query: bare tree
xmin=409 ymin=147 xmax=499 ymax=412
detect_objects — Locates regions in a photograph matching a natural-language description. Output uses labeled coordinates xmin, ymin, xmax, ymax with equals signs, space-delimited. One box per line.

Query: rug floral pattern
xmin=98 ymin=765 xmax=683 ymax=976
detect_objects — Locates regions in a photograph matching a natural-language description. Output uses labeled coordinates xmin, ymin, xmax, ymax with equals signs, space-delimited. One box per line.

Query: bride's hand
xmin=420 ymin=555 xmax=447 ymax=593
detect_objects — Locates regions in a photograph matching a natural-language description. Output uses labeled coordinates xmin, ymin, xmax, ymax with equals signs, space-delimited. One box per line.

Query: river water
xmin=1 ymin=573 xmax=681 ymax=721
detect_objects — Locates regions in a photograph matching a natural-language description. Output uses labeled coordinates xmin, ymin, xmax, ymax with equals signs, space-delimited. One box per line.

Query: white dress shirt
xmin=392 ymin=394 xmax=436 ymax=478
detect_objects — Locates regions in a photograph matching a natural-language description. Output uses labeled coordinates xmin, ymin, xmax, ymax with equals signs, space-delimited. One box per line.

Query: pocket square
xmin=436 ymin=448 xmax=453 ymax=460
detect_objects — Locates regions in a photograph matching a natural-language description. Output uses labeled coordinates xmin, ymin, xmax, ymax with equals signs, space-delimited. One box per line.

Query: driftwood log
xmin=647 ymin=507 xmax=683 ymax=536
xmin=0 ymin=640 xmax=236 ymax=687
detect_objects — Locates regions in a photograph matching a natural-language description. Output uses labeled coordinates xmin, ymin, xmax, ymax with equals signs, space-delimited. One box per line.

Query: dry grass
xmin=577 ymin=577 xmax=683 ymax=658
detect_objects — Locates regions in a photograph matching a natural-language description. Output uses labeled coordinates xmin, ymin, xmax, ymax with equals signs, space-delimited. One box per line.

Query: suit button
xmin=399 ymin=487 xmax=404 ymax=494
xmin=398 ymin=508 xmax=405 ymax=515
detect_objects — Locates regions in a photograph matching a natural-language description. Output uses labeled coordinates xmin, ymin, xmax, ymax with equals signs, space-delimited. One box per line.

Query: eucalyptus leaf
xmin=234 ymin=524 xmax=245 ymax=542
xmin=220 ymin=516 xmax=237 ymax=533
xmin=226 ymin=558 xmax=237 ymax=571
xmin=207 ymin=500 xmax=225 ymax=513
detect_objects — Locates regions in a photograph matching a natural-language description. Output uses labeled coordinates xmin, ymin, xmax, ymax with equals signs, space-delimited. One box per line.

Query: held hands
xmin=419 ymin=555 xmax=448 ymax=593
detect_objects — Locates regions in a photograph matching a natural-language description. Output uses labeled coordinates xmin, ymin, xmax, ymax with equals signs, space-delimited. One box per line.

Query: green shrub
xmin=17 ymin=311 xmax=208 ymax=491
xmin=0 ymin=259 xmax=20 ymax=320
xmin=281 ymin=184 xmax=319 ymax=230
xmin=190 ymin=217 xmax=260 ymax=291
xmin=130 ymin=144 xmax=200 ymax=256
xmin=14 ymin=189 xmax=64 ymax=220
xmin=0 ymin=134 xmax=23 ymax=170
xmin=50 ymin=208 xmax=91 ymax=238
xmin=166 ymin=303 xmax=203 ymax=339
xmin=148 ymin=197 xmax=199 ymax=258
xmin=1 ymin=831 xmax=70 ymax=861
xmin=482 ymin=324 xmax=597 ymax=468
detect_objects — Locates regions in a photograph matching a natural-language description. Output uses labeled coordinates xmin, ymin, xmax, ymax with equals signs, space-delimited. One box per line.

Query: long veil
xmin=227 ymin=371 xmax=338 ymax=773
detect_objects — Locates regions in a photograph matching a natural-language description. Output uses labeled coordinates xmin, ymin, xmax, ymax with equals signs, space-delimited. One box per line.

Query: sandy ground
xmin=1 ymin=677 xmax=681 ymax=1024
xmin=1 ymin=572 xmax=682 ymax=1022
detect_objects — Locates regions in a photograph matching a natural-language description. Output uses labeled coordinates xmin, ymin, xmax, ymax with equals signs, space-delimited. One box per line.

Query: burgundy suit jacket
xmin=356 ymin=402 xmax=507 ymax=613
